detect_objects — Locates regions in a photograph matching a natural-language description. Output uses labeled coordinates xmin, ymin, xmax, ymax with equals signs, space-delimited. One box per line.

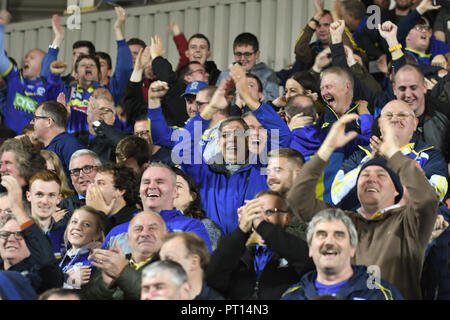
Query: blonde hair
xmin=40 ymin=150 xmax=74 ymax=199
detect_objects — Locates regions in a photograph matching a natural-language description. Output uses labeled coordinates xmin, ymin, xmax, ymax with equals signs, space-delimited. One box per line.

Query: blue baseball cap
xmin=182 ymin=81 xmax=208 ymax=96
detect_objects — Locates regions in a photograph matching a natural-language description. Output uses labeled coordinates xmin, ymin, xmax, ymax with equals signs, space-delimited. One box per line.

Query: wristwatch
xmin=93 ymin=120 xmax=101 ymax=128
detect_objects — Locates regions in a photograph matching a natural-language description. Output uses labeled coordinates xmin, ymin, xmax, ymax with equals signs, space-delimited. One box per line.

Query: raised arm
xmin=287 ymin=114 xmax=359 ymax=221
xmin=0 ymin=10 xmax=13 ymax=76
xmin=41 ymin=14 xmax=64 ymax=79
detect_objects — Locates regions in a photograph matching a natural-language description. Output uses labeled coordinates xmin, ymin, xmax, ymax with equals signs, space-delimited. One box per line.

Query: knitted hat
xmin=357 ymin=157 xmax=404 ymax=204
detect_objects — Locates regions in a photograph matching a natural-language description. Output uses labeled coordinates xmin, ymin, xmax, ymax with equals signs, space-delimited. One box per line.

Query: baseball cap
xmin=182 ymin=81 xmax=208 ymax=96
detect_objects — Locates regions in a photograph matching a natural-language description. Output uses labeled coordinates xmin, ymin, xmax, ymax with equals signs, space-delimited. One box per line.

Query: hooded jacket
xmin=282 ymin=265 xmax=403 ymax=300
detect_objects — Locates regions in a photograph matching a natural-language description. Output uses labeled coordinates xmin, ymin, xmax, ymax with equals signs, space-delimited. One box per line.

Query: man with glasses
xmin=147 ymin=80 xmax=227 ymax=163
xmin=58 ymin=149 xmax=101 ymax=218
xmin=215 ymin=32 xmax=280 ymax=102
xmin=33 ymin=100 xmax=85 ymax=184
xmin=332 ymin=99 xmax=448 ymax=211
xmin=206 ymin=190 xmax=313 ymax=299
xmin=287 ymin=113 xmax=439 ymax=299
xmin=132 ymin=114 xmax=173 ymax=166
xmin=397 ymin=0 xmax=450 ymax=65
xmin=0 ymin=174 xmax=63 ymax=294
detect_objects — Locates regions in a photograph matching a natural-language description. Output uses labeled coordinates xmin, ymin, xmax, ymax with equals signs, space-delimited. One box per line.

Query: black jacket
xmin=152 ymin=56 xmax=189 ymax=127
xmin=74 ymin=123 xmax=129 ymax=164
xmin=0 ymin=222 xmax=64 ymax=294
xmin=206 ymin=221 xmax=314 ymax=300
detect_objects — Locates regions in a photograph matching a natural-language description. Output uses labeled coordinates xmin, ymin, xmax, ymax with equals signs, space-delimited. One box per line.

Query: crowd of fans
xmin=0 ymin=0 xmax=449 ymax=301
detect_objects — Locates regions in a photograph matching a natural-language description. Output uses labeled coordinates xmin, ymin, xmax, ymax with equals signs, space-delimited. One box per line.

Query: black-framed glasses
xmin=195 ymin=101 xmax=209 ymax=109
xmin=263 ymin=208 xmax=289 ymax=216
xmin=135 ymin=130 xmax=150 ymax=137
xmin=31 ymin=115 xmax=51 ymax=123
xmin=69 ymin=165 xmax=97 ymax=177
xmin=0 ymin=231 xmax=23 ymax=240
xmin=234 ymin=52 xmax=255 ymax=58
xmin=414 ymin=25 xmax=431 ymax=32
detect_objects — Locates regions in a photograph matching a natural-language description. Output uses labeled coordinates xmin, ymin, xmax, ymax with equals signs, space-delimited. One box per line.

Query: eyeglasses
xmin=380 ymin=111 xmax=414 ymax=120
xmin=31 ymin=115 xmax=51 ymax=123
xmin=135 ymin=130 xmax=150 ymax=137
xmin=234 ymin=52 xmax=255 ymax=58
xmin=414 ymin=25 xmax=431 ymax=32
xmin=99 ymin=107 xmax=113 ymax=114
xmin=0 ymin=209 xmax=12 ymax=216
xmin=69 ymin=165 xmax=97 ymax=177
xmin=263 ymin=208 xmax=289 ymax=216
xmin=195 ymin=101 xmax=209 ymax=109
xmin=0 ymin=231 xmax=23 ymax=240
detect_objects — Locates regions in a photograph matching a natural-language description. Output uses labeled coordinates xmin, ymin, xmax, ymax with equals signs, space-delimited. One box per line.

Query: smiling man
xmin=282 ymin=208 xmax=403 ymax=300
xmin=100 ymin=163 xmax=212 ymax=255
xmin=287 ymin=113 xmax=440 ymax=299
xmin=331 ymin=100 xmax=448 ymax=210
xmin=392 ymin=63 xmax=450 ymax=160
xmin=84 ymin=211 xmax=167 ymax=300
xmin=26 ymin=170 xmax=67 ymax=260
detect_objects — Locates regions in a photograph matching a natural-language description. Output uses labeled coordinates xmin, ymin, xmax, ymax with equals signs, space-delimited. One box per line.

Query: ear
xmin=116 ymin=188 xmax=126 ymax=199
xmin=26 ymin=190 xmax=31 ymax=202
xmin=206 ymin=50 xmax=211 ymax=59
xmin=258 ymin=92 xmax=265 ymax=102
xmin=57 ymin=193 xmax=62 ymax=203
xmin=255 ymin=50 xmax=260 ymax=60
xmin=180 ymin=282 xmax=191 ymax=300
xmin=107 ymin=69 xmax=113 ymax=78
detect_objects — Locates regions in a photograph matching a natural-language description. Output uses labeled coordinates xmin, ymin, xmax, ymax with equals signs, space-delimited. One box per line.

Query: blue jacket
xmin=289 ymin=122 xmax=326 ymax=162
xmin=102 ymin=209 xmax=213 ymax=254
xmin=175 ymin=102 xmax=288 ymax=234
xmin=0 ymin=27 xmax=60 ymax=134
xmin=315 ymin=103 xmax=373 ymax=203
xmin=43 ymin=40 xmax=132 ymax=133
xmin=331 ymin=139 xmax=449 ymax=211
xmin=397 ymin=9 xmax=450 ymax=65
xmin=41 ymin=39 xmax=132 ymax=108
xmin=282 ymin=265 xmax=404 ymax=300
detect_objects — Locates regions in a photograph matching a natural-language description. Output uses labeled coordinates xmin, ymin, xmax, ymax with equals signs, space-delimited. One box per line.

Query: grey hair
xmin=69 ymin=149 xmax=102 ymax=169
xmin=146 ymin=162 xmax=177 ymax=185
xmin=306 ymin=208 xmax=358 ymax=248
xmin=141 ymin=260 xmax=188 ymax=288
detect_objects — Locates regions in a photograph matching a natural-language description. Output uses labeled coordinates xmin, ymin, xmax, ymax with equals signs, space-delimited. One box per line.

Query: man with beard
xmin=282 ymin=208 xmax=403 ymax=300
